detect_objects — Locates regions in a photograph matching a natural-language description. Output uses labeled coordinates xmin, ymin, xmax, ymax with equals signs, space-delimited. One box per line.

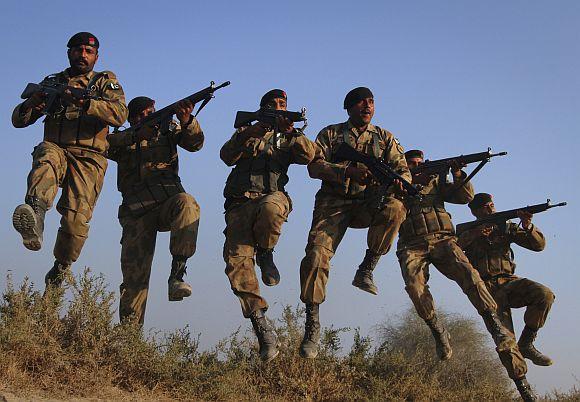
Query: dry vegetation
xmin=0 ymin=269 xmax=577 ymax=401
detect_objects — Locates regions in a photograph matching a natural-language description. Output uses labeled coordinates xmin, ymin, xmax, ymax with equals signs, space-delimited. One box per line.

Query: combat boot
xmin=168 ymin=256 xmax=192 ymax=302
xmin=481 ymin=310 xmax=514 ymax=348
xmin=352 ymin=249 xmax=380 ymax=295
xmin=425 ymin=314 xmax=453 ymax=360
xmin=300 ymin=303 xmax=321 ymax=359
xmin=249 ymin=308 xmax=279 ymax=362
xmin=518 ymin=326 xmax=553 ymax=366
xmin=256 ymin=246 xmax=280 ymax=286
xmin=13 ymin=196 xmax=47 ymax=251
xmin=45 ymin=260 xmax=71 ymax=288
xmin=514 ymin=377 xmax=537 ymax=402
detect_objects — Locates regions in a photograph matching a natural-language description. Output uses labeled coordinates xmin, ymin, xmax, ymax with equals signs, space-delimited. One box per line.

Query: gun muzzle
xmin=214 ymin=81 xmax=231 ymax=90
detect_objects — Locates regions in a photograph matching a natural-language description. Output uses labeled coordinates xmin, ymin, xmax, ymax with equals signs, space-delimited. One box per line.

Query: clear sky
xmin=1 ymin=0 xmax=578 ymax=394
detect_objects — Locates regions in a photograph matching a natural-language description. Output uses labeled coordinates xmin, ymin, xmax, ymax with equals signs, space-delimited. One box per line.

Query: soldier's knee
xmin=378 ymin=198 xmax=407 ymax=224
xmin=60 ymin=210 xmax=89 ymax=237
xmin=540 ymin=287 xmax=555 ymax=306
xmin=175 ymin=193 xmax=199 ymax=211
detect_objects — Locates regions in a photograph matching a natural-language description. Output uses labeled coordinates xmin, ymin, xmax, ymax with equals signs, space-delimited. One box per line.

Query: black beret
xmin=405 ymin=149 xmax=424 ymax=159
xmin=260 ymin=89 xmax=287 ymax=107
xmin=468 ymin=193 xmax=493 ymax=210
xmin=67 ymin=32 xmax=99 ymax=49
xmin=128 ymin=96 xmax=155 ymax=120
xmin=344 ymin=87 xmax=373 ymax=109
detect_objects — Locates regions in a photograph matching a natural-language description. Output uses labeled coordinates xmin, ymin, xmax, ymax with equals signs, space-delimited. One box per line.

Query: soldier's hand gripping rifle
xmin=234 ymin=107 xmax=307 ymax=130
xmin=412 ymin=148 xmax=507 ymax=188
xmin=20 ymin=76 xmax=98 ymax=117
xmin=117 ymin=80 xmax=230 ymax=135
xmin=455 ymin=199 xmax=567 ymax=235
xmin=334 ymin=143 xmax=421 ymax=199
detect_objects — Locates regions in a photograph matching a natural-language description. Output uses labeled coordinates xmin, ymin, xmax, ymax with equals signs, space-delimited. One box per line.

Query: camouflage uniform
xmin=396 ymin=174 xmax=527 ymax=380
xmin=108 ymin=118 xmax=203 ymax=323
xmin=458 ymin=222 xmax=554 ymax=334
xmin=221 ymin=127 xmax=316 ymax=317
xmin=12 ymin=69 xmax=127 ymax=265
xmin=299 ymin=121 xmax=410 ymax=304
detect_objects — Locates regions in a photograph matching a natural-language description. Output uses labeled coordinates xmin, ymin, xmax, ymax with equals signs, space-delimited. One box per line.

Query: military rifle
xmin=455 ymin=199 xmax=567 ymax=234
xmin=117 ymin=80 xmax=230 ymax=135
xmin=411 ymin=148 xmax=507 ymax=189
xmin=334 ymin=143 xmax=421 ymax=199
xmin=234 ymin=107 xmax=307 ymax=129
xmin=20 ymin=77 xmax=97 ymax=117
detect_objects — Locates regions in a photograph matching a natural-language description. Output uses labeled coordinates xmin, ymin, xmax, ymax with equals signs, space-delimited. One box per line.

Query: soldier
xmin=398 ymin=150 xmax=535 ymax=401
xmin=220 ymin=89 xmax=316 ymax=362
xmin=11 ymin=32 xmax=128 ymax=287
xmin=107 ymin=96 xmax=203 ymax=324
xmin=299 ymin=87 xmax=410 ymax=359
xmin=459 ymin=193 xmax=555 ymax=367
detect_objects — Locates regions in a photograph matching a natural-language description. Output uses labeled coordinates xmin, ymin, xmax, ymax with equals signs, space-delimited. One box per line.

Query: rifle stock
xmin=455 ymin=200 xmax=567 ymax=234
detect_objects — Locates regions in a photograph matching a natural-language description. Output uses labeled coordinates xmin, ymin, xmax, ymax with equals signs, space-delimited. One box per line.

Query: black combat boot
xmin=300 ymin=303 xmax=321 ymax=359
xmin=514 ymin=377 xmax=537 ymax=402
xmin=13 ymin=196 xmax=47 ymax=251
xmin=45 ymin=260 xmax=71 ymax=288
xmin=256 ymin=246 xmax=280 ymax=286
xmin=425 ymin=314 xmax=453 ymax=360
xmin=518 ymin=326 xmax=553 ymax=366
xmin=352 ymin=249 xmax=380 ymax=295
xmin=249 ymin=308 xmax=279 ymax=362
xmin=168 ymin=256 xmax=192 ymax=302
xmin=481 ymin=310 xmax=514 ymax=348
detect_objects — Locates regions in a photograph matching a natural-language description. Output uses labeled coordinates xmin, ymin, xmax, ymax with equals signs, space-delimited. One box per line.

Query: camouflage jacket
xmin=308 ymin=120 xmax=411 ymax=201
xmin=107 ymin=118 xmax=203 ymax=216
xmin=12 ymin=69 xmax=127 ymax=154
xmin=397 ymin=172 xmax=474 ymax=248
xmin=220 ymin=127 xmax=316 ymax=199
xmin=458 ymin=221 xmax=546 ymax=279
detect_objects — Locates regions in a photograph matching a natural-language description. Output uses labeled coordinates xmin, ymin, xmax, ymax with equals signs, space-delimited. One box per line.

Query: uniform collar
xmin=62 ymin=68 xmax=95 ymax=81
xmin=346 ymin=119 xmax=378 ymax=136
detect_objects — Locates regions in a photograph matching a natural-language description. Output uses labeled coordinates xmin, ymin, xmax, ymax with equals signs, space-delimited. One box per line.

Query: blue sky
xmin=1 ymin=1 xmax=578 ymax=394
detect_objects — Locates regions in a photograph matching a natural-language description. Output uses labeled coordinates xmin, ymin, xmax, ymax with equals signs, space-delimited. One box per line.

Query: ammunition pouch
xmin=122 ymin=176 xmax=185 ymax=218
xmin=400 ymin=204 xmax=454 ymax=240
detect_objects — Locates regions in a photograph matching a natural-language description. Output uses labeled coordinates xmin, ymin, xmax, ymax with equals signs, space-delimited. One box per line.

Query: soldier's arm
xmin=380 ymin=129 xmax=412 ymax=183
xmin=11 ymin=102 xmax=43 ymax=128
xmin=174 ymin=117 xmax=204 ymax=152
xmin=307 ymin=126 xmax=349 ymax=183
xmin=288 ymin=131 xmax=316 ymax=165
xmin=85 ymin=72 xmax=128 ymax=128
xmin=220 ymin=128 xmax=261 ymax=166
xmin=510 ymin=223 xmax=546 ymax=252
xmin=457 ymin=228 xmax=480 ymax=249
xmin=441 ymin=171 xmax=475 ymax=204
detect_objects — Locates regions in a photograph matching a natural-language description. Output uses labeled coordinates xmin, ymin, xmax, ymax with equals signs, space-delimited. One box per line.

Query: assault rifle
xmin=234 ymin=107 xmax=307 ymax=129
xmin=455 ymin=199 xmax=567 ymax=234
xmin=20 ymin=77 xmax=96 ymax=117
xmin=117 ymin=80 xmax=230 ymax=134
xmin=334 ymin=143 xmax=421 ymax=198
xmin=411 ymin=148 xmax=507 ymax=188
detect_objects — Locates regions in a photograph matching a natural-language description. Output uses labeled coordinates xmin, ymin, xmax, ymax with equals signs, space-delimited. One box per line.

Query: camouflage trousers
xmin=300 ymin=194 xmax=406 ymax=304
xmin=397 ymin=235 xmax=527 ymax=379
xmin=119 ymin=192 xmax=200 ymax=324
xmin=223 ymin=191 xmax=291 ymax=318
xmin=26 ymin=141 xmax=107 ymax=265
xmin=486 ymin=275 xmax=555 ymax=332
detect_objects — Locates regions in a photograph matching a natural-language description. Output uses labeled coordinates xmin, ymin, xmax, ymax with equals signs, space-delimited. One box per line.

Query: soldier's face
xmin=348 ymin=97 xmax=374 ymax=126
xmin=474 ymin=201 xmax=496 ymax=218
xmin=265 ymin=97 xmax=287 ymax=111
xmin=406 ymin=157 xmax=424 ymax=170
xmin=68 ymin=45 xmax=98 ymax=74
xmin=130 ymin=105 xmax=156 ymax=126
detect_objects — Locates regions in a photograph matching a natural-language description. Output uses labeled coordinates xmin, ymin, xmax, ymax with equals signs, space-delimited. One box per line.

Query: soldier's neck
xmin=349 ymin=118 xmax=368 ymax=133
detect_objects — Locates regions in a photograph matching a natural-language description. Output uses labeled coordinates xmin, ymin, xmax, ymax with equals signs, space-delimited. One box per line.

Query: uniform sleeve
xmin=381 ymin=130 xmax=412 ymax=183
xmin=307 ymin=126 xmax=348 ymax=183
xmin=174 ymin=117 xmax=204 ymax=152
xmin=457 ymin=228 xmax=480 ymax=250
xmin=85 ymin=72 xmax=128 ymax=128
xmin=441 ymin=171 xmax=475 ymax=204
xmin=510 ymin=224 xmax=546 ymax=252
xmin=220 ymin=128 xmax=261 ymax=166
xmin=11 ymin=102 xmax=43 ymax=128
xmin=288 ymin=131 xmax=316 ymax=165
xmin=107 ymin=129 xmax=136 ymax=149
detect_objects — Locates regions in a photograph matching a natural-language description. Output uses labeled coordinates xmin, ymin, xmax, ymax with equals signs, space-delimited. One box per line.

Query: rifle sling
xmin=453 ymin=159 xmax=488 ymax=190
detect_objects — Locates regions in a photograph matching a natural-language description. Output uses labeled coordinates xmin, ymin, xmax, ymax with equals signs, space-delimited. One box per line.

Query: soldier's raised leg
xmin=352 ymin=196 xmax=406 ymax=295
xmin=253 ymin=191 xmax=291 ymax=286
xmin=159 ymin=193 xmax=200 ymax=301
